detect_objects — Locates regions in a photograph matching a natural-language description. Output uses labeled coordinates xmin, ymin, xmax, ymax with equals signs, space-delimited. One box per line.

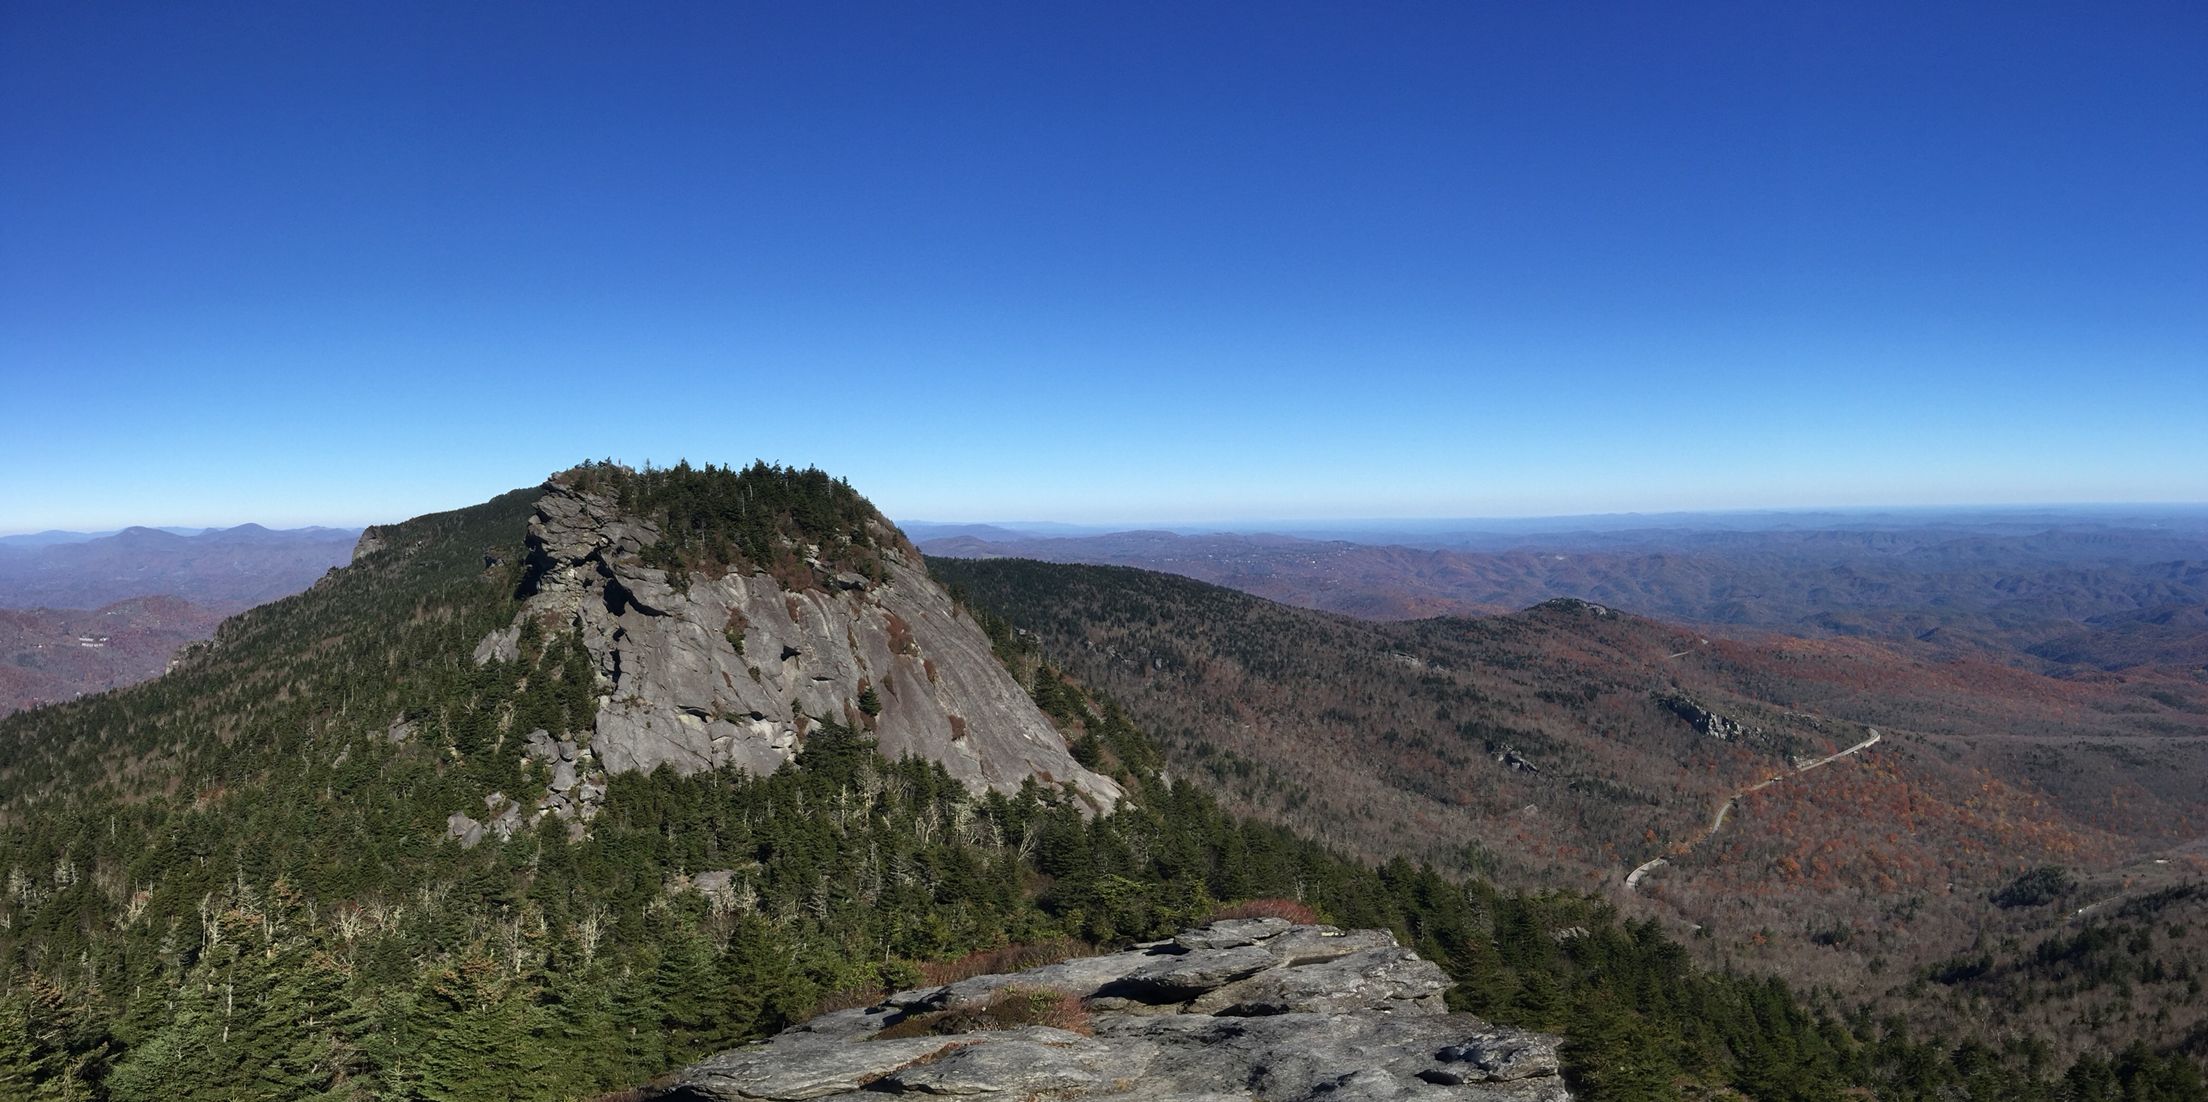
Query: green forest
xmin=560 ymin=459 xmax=898 ymax=585
xmin=1 ymin=468 xmax=2201 ymax=1101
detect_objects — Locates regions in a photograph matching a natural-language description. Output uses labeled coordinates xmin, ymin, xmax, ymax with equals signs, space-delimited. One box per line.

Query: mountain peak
xmin=551 ymin=458 xmax=913 ymax=581
xmin=111 ymin=525 xmax=186 ymax=543
xmin=467 ymin=473 xmax=1122 ymax=825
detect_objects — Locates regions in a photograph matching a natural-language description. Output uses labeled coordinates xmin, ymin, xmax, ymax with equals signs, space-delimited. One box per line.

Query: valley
xmin=1624 ymin=728 xmax=1881 ymax=893
xmin=0 ymin=597 xmax=228 ymax=714
xmin=0 ymin=524 xmax=359 ymax=715
xmin=930 ymin=555 xmax=2208 ymax=1066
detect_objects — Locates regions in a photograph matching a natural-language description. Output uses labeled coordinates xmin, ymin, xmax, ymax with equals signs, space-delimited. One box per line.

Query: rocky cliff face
xmin=658 ymin=917 xmax=1570 ymax=1101
xmin=351 ymin=526 xmax=388 ymax=562
xmin=473 ymin=481 xmax=1122 ymax=813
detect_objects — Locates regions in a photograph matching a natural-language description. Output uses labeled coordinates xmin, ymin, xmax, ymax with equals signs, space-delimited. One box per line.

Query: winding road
xmin=1626 ymin=729 xmax=1881 ymax=890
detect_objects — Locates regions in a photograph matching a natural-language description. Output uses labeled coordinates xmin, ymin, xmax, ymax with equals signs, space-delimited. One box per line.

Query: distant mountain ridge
xmin=0 ymin=522 xmax=359 ymax=612
xmin=0 ymin=523 xmax=356 ymax=547
xmin=902 ymin=504 xmax=2208 ymax=549
xmin=920 ymin=521 xmax=2208 ymax=668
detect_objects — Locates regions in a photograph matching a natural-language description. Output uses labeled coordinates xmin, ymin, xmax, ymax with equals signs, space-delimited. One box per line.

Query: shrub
xmin=1992 ymin=866 xmax=2075 ymax=909
xmin=887 ymin=612 xmax=918 ymax=656
xmin=917 ymin=939 xmax=1091 ymax=987
xmin=1209 ymin=898 xmax=1322 ymax=925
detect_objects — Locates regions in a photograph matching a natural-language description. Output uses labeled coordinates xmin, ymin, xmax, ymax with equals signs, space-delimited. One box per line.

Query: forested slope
xmin=0 ymin=469 xmax=2197 ymax=1100
xmin=932 ymin=555 xmax=2208 ymax=1073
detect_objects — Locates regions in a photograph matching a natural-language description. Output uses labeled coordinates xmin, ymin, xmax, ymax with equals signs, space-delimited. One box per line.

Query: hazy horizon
xmin=12 ymin=495 xmax=2208 ymax=542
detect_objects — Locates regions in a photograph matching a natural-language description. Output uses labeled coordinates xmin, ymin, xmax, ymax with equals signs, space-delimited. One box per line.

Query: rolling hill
xmin=931 ymin=555 xmax=2208 ymax=1061
xmin=919 ymin=520 xmax=2208 ymax=670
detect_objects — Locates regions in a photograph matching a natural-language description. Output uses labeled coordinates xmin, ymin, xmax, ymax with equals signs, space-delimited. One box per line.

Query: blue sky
xmin=3 ymin=2 xmax=2203 ymax=531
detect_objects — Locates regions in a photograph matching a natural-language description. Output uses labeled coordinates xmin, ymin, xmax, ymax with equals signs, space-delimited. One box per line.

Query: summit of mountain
xmin=46 ymin=462 xmax=1118 ymax=814
xmin=0 ymin=461 xmax=1119 ymax=848
xmin=462 ymin=463 xmax=1121 ymax=807
xmin=107 ymin=526 xmax=191 ymax=545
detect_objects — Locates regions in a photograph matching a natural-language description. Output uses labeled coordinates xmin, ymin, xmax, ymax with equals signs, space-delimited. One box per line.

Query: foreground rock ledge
xmin=655 ymin=918 xmax=1570 ymax=1101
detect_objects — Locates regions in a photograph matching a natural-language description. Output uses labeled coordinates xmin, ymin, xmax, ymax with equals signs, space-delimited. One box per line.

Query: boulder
xmin=1187 ymin=946 xmax=1451 ymax=1016
xmin=522 ymin=729 xmax=560 ymax=761
xmin=445 ymin=812 xmax=485 ymax=848
xmin=1174 ymin=916 xmax=1291 ymax=950
xmin=1114 ymin=943 xmax=1277 ymax=999
xmin=865 ymin=1029 xmax=1118 ymax=1096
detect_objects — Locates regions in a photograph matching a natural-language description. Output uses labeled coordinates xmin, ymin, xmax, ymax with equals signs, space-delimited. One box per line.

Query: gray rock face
xmin=444 ymin=811 xmax=485 ymax=848
xmin=519 ymin=728 xmax=597 ymax=824
xmin=658 ymin=921 xmax=1569 ymax=1102
xmin=451 ymin=794 xmax=524 ymax=847
xmin=481 ymin=482 xmax=1122 ymax=810
xmin=351 ymin=527 xmax=388 ymax=563
xmin=1656 ymin=692 xmax=1767 ymax=746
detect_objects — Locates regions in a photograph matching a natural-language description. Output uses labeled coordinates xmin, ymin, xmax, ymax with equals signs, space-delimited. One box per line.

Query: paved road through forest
xmin=1626 ymin=730 xmax=1882 ymax=890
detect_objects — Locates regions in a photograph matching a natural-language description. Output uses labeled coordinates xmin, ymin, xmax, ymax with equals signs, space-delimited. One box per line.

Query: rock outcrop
xmin=351 ymin=526 xmax=388 ymax=563
xmin=474 ymin=480 xmax=1122 ymax=814
xmin=1656 ymin=691 xmax=1765 ymax=745
xmin=658 ymin=918 xmax=1570 ymax=1102
xmin=445 ymin=729 xmax=603 ymax=846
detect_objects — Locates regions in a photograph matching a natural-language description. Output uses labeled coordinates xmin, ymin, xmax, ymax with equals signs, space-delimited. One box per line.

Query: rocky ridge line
xmin=658 ymin=917 xmax=1570 ymax=1101
xmin=449 ymin=481 xmax=1120 ymax=840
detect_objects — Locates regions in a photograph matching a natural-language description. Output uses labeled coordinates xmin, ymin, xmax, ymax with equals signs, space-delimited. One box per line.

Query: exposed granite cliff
xmin=351 ymin=526 xmax=388 ymax=562
xmin=1655 ymin=692 xmax=1761 ymax=744
xmin=657 ymin=917 xmax=1570 ymax=1102
xmin=470 ymin=481 xmax=1122 ymax=817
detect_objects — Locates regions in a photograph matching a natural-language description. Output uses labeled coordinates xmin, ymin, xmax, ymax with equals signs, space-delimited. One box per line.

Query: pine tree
xmin=1564 ymin=992 xmax=1682 ymax=1102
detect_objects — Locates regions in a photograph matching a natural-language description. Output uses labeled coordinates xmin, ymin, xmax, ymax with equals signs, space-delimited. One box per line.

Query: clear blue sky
xmin=4 ymin=2 xmax=2203 ymax=531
